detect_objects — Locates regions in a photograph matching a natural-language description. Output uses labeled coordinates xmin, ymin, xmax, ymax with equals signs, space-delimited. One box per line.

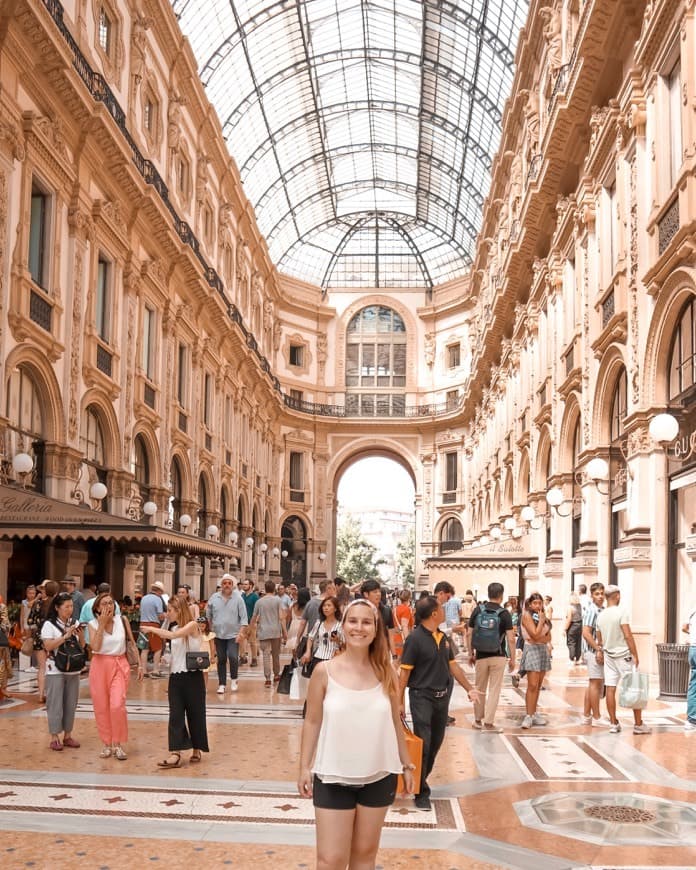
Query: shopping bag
xmin=289 ymin=665 xmax=301 ymax=700
xmin=276 ymin=662 xmax=295 ymax=694
xmin=618 ymin=667 xmax=649 ymax=709
xmin=396 ymin=716 xmax=423 ymax=795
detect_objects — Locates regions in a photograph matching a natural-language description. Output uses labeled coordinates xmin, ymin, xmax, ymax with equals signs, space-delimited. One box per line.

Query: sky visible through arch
xmin=337 ymin=457 xmax=415 ymax=513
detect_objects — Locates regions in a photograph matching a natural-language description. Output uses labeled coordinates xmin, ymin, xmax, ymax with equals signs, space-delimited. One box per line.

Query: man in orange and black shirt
xmin=399 ymin=596 xmax=478 ymax=810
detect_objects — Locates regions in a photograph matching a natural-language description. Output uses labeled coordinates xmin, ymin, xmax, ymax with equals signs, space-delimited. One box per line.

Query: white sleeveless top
xmin=170 ymin=630 xmax=201 ymax=674
xmin=312 ymin=666 xmax=402 ymax=784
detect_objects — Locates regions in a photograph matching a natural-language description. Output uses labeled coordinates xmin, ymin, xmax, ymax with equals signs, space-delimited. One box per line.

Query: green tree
xmin=395 ymin=526 xmax=416 ymax=588
xmin=335 ymin=515 xmax=384 ymax=585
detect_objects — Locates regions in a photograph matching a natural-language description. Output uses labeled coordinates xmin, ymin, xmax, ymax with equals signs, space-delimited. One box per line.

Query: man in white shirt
xmin=681 ymin=606 xmax=696 ymax=731
xmin=595 ymin=585 xmax=651 ymax=735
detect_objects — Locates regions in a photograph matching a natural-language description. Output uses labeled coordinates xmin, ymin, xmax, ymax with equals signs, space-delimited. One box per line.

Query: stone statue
xmin=167 ymin=94 xmax=183 ymax=152
xmin=424 ymin=332 xmax=435 ymax=367
xmin=540 ymin=6 xmax=563 ymax=74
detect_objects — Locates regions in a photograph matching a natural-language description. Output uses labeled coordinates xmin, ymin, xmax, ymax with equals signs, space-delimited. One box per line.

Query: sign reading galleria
xmin=0 ymin=485 xmax=120 ymax=527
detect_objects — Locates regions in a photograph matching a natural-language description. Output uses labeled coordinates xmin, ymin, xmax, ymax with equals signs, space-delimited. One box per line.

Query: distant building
xmin=337 ymin=507 xmax=414 ymax=585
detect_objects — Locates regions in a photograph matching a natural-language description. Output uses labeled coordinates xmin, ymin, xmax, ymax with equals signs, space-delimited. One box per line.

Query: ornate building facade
xmin=1 ymin=0 xmax=695 ymax=667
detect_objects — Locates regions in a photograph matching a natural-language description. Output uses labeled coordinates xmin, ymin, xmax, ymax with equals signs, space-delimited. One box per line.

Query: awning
xmin=0 ymin=484 xmax=238 ymax=559
xmin=424 ymin=538 xmax=533 ymax=594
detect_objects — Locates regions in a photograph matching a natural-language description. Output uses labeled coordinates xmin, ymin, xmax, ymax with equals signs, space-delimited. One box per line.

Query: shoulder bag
xmin=121 ymin=616 xmax=140 ymax=668
xmin=185 ymin=633 xmax=210 ymax=671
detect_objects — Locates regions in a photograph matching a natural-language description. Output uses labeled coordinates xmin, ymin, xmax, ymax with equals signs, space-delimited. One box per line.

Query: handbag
xmin=276 ymin=662 xmax=295 ymax=694
xmin=136 ymin=631 xmax=150 ymax=650
xmin=294 ymin=633 xmax=308 ymax=662
xmin=289 ymin=665 xmax=301 ymax=700
xmin=186 ymin=650 xmax=210 ymax=670
xmin=121 ymin=617 xmax=139 ymax=668
xmin=618 ymin=666 xmax=649 ymax=709
xmin=185 ymin=635 xmax=209 ymax=671
xmin=301 ymin=657 xmax=318 ymax=679
xmin=396 ymin=716 xmax=423 ymax=795
xmin=21 ymin=635 xmax=34 ymax=657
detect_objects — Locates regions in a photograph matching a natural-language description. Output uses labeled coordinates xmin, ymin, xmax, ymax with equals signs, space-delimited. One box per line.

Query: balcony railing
xmin=282 ymin=392 xmax=465 ymax=418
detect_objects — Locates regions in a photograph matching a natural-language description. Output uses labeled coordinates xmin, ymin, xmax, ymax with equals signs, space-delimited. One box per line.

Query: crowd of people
xmin=2 ymin=571 xmax=695 ymax=870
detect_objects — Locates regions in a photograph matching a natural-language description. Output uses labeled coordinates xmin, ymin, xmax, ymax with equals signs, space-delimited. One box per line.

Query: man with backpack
xmin=468 ymin=582 xmax=516 ymax=732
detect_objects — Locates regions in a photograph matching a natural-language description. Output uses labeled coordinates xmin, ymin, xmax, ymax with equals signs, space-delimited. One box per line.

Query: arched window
xmin=571 ymin=419 xmax=581 ymax=556
xmin=220 ymin=488 xmax=231 ymax=540
xmin=198 ymin=475 xmax=208 ymax=537
xmin=440 ymin=517 xmax=463 ymax=554
xmin=133 ymin=435 xmax=150 ymax=498
xmin=81 ymin=407 xmax=105 ymax=465
xmin=6 ymin=366 xmax=43 ymax=436
xmin=169 ymin=459 xmax=183 ymax=525
xmin=4 ymin=365 xmax=45 ymax=491
xmin=609 ymin=368 xmax=628 ymax=584
xmin=345 ymin=305 xmax=406 ymax=417
xmin=281 ymin=515 xmax=307 ymax=587
xmin=669 ymin=297 xmax=696 ymax=398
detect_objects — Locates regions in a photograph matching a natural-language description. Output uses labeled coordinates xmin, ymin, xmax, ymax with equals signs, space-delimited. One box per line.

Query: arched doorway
xmin=281 ymin=516 xmax=307 ymax=587
xmin=333 ymin=452 xmax=416 ymax=587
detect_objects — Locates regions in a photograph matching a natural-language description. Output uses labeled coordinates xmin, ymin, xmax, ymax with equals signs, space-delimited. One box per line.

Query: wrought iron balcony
xmin=282 ymin=393 xmax=464 ymax=418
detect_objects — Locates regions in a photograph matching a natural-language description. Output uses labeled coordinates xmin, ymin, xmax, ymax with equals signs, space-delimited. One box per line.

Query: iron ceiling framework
xmin=172 ymin=0 xmax=528 ymax=290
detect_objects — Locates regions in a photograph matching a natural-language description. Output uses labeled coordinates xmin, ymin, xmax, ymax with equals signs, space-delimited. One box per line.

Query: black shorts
xmin=313 ymin=773 xmax=397 ymax=810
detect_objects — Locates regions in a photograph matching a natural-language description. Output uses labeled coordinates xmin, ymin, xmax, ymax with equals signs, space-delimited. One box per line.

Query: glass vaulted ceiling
xmin=172 ymin=0 xmax=528 ymax=290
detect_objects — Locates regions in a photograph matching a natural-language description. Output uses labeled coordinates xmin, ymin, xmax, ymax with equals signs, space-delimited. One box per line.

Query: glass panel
xmin=173 ymin=0 xmax=529 ymax=287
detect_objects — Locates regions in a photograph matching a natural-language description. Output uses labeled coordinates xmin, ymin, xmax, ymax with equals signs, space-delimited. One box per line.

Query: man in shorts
xmin=581 ymin=581 xmax=606 ymax=726
xmin=139 ymin=581 xmax=166 ymax=678
xmin=595 ymin=585 xmax=651 ymax=735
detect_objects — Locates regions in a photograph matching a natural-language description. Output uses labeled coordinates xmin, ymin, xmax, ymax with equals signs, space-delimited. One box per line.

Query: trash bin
xmin=656 ymin=643 xmax=690 ymax=700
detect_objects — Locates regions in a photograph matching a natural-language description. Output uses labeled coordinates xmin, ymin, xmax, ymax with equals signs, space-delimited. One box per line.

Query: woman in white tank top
xmin=298 ymin=599 xmax=415 ymax=869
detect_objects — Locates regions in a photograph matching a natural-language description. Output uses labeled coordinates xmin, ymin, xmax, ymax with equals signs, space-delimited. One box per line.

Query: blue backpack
xmin=472 ymin=605 xmax=503 ymax=653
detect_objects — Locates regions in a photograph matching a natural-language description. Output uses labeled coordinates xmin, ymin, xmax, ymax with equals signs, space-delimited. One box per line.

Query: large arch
xmin=131 ymin=423 xmax=162 ymax=488
xmin=591 ymin=347 xmax=628 ymax=446
xmin=643 ymin=267 xmax=696 ymax=405
xmin=534 ymin=424 xmax=553 ymax=490
xmin=4 ymin=345 xmax=65 ymax=443
xmin=558 ymin=393 xmax=582 ymax=472
xmin=80 ymin=390 xmax=121 ymax=469
xmin=328 ymin=437 xmax=418 ymax=493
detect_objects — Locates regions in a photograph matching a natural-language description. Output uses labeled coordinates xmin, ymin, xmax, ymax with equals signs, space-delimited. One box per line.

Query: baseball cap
xmin=604 ymin=584 xmax=620 ymax=596
xmin=152 ymin=581 xmax=166 ymax=592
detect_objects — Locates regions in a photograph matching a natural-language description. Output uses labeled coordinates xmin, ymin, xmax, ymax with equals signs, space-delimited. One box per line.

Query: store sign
xmin=0 ymin=484 xmax=119 ymax=527
xmin=671 ymin=430 xmax=696 ymax=463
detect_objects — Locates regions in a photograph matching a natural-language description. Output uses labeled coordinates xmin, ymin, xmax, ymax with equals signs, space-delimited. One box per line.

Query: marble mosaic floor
xmin=1 ymin=655 xmax=695 ymax=869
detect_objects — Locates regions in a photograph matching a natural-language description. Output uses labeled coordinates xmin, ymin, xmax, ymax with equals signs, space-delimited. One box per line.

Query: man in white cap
xmin=139 ymin=581 xmax=167 ymax=678
xmin=596 ymin=584 xmax=651 ymax=735
xmin=206 ymin=573 xmax=248 ymax=694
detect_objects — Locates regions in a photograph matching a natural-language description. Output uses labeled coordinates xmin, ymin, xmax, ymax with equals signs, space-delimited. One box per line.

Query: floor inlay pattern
xmin=504 ymin=735 xmax=631 ymax=781
xmin=0 ymin=779 xmax=463 ymax=832
xmin=516 ymin=792 xmax=696 ymax=846
xmin=31 ymin=701 xmax=304 ymax=724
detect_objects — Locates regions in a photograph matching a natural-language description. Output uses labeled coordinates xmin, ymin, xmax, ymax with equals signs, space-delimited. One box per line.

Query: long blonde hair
xmin=168 ymin=594 xmax=194 ymax=625
xmin=341 ymin=599 xmax=396 ymax=696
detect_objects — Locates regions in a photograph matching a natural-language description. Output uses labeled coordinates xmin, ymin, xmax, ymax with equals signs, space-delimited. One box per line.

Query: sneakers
xmin=230 ymin=680 xmax=239 ymax=692
xmin=99 ymin=746 xmax=113 ymax=758
xmin=521 ymin=715 xmax=533 ymax=729
xmin=609 ymin=721 xmax=622 ymax=733
xmin=264 ymin=679 xmax=272 ymax=687
xmin=446 ymin=715 xmax=456 ymax=726
xmin=414 ymin=794 xmax=431 ymax=811
xmin=632 ymin=724 xmax=652 ymax=735
xmin=581 ymin=714 xmax=593 ymax=726
xmin=684 ymin=720 xmax=696 ymax=732
xmin=531 ymin=714 xmax=547 ymax=727
xmin=472 ymin=720 xmax=483 ymax=730
xmin=217 ymin=685 xmax=225 ymax=694
xmin=483 ymin=723 xmax=503 ymax=733
xmin=113 ymin=746 xmax=127 ymax=761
